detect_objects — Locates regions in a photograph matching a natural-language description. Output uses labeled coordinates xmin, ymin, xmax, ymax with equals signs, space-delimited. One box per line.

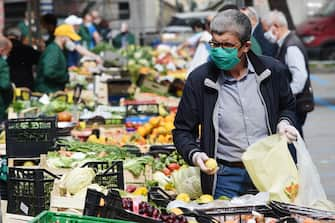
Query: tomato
xmin=125 ymin=122 xmax=133 ymax=128
xmin=57 ymin=111 xmax=72 ymax=122
xmin=168 ymin=163 xmax=180 ymax=171
xmin=162 ymin=168 xmax=171 ymax=176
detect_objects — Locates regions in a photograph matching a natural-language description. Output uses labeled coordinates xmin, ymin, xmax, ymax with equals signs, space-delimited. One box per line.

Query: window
xmin=118 ymin=2 xmax=130 ymax=19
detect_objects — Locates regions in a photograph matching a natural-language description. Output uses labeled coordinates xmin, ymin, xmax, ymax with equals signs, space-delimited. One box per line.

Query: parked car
xmin=296 ymin=1 xmax=335 ymax=60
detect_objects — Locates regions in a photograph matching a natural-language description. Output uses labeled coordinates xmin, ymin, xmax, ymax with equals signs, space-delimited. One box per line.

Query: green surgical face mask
xmin=209 ymin=47 xmax=241 ymax=70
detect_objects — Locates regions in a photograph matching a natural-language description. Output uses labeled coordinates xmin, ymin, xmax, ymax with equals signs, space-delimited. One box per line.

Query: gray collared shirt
xmin=217 ymin=60 xmax=268 ymax=162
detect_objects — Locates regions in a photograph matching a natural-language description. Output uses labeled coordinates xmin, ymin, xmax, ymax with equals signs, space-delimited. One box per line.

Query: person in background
xmin=241 ymin=7 xmax=278 ymax=57
xmin=17 ymin=11 xmax=37 ymax=43
xmin=240 ymin=7 xmax=263 ymax=55
xmin=186 ymin=15 xmax=213 ymax=75
xmin=78 ymin=12 xmax=101 ymax=49
xmin=5 ymin=27 xmax=41 ymax=90
xmin=41 ymin=13 xmax=58 ymax=46
xmin=219 ymin=4 xmax=262 ymax=55
xmin=178 ymin=20 xmax=206 ymax=50
xmin=0 ymin=36 xmax=13 ymax=121
xmin=90 ymin=9 xmax=111 ymax=41
xmin=265 ymin=10 xmax=313 ymax=136
xmin=35 ymin=24 xmax=81 ymax=93
xmin=64 ymin=15 xmax=102 ymax=67
xmin=173 ymin=9 xmax=298 ymax=199
xmin=112 ymin=22 xmax=135 ymax=49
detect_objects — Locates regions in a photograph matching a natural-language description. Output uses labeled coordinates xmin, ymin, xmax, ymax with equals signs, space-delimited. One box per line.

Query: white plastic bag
xmin=294 ymin=134 xmax=335 ymax=210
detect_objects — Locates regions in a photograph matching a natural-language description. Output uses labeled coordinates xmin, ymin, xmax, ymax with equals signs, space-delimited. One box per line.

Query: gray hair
xmin=210 ymin=9 xmax=251 ymax=43
xmin=5 ymin=27 xmax=22 ymax=39
xmin=264 ymin=10 xmax=288 ymax=28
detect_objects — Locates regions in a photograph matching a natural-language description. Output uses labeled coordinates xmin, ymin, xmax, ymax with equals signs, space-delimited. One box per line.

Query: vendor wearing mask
xmin=35 ymin=24 xmax=81 ymax=93
xmin=173 ymin=10 xmax=298 ymax=199
xmin=0 ymin=36 xmax=13 ymax=121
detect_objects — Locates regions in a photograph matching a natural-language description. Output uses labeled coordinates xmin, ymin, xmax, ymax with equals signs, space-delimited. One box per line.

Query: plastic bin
xmin=148 ymin=187 xmax=172 ymax=208
xmin=84 ymin=189 xmax=163 ymax=223
xmin=81 ymin=161 xmax=124 ymax=190
xmin=0 ymin=179 xmax=7 ymax=200
xmin=30 ymin=211 xmax=135 ymax=223
xmin=5 ymin=117 xmax=57 ymax=158
xmin=7 ymin=167 xmax=59 ymax=216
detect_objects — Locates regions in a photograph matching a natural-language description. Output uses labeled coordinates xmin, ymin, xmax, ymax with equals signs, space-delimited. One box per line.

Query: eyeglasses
xmin=208 ymin=40 xmax=241 ymax=49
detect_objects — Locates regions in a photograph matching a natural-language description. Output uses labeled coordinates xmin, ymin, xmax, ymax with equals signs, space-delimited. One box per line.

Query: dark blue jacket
xmin=173 ymin=51 xmax=297 ymax=195
xmin=253 ymin=23 xmax=278 ymax=57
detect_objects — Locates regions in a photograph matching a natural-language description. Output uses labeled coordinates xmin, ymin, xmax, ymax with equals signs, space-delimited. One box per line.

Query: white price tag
xmin=20 ymin=202 xmax=29 ymax=215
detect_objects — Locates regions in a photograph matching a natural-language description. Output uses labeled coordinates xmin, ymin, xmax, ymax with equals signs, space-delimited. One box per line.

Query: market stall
xmin=0 ymin=43 xmax=334 ymax=223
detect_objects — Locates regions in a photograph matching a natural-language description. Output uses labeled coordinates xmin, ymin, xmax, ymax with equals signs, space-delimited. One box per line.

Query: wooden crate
xmin=7 ymin=156 xmax=43 ymax=168
xmin=49 ymin=180 xmax=85 ymax=214
xmin=124 ymin=165 xmax=152 ymax=186
xmin=41 ymin=155 xmax=72 ymax=176
xmin=5 ymin=213 xmax=33 ymax=223
xmin=7 ymin=155 xmax=72 ymax=176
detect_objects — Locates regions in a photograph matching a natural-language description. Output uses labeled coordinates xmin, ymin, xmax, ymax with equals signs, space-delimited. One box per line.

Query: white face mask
xmin=264 ymin=30 xmax=277 ymax=44
xmin=2 ymin=55 xmax=7 ymax=60
xmin=65 ymin=40 xmax=76 ymax=51
xmin=85 ymin=22 xmax=92 ymax=27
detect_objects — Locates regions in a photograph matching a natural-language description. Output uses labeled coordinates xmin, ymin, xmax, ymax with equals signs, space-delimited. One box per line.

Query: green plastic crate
xmin=29 ymin=211 xmax=135 ymax=223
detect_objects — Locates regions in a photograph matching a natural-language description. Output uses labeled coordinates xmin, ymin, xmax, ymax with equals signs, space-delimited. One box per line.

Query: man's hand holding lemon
xmin=192 ymin=152 xmax=218 ymax=175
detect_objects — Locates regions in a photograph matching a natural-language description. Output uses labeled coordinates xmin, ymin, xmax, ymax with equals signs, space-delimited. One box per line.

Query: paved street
xmin=304 ymin=72 xmax=335 ymax=202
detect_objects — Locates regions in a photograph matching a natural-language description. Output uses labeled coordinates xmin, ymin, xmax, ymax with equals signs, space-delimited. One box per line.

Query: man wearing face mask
xmin=173 ymin=10 xmax=298 ymax=199
xmin=64 ymin=15 xmax=102 ymax=67
xmin=264 ymin=10 xmax=313 ymax=136
xmin=0 ymin=36 xmax=14 ymax=121
xmin=35 ymin=24 xmax=81 ymax=93
xmin=240 ymin=7 xmax=277 ymax=57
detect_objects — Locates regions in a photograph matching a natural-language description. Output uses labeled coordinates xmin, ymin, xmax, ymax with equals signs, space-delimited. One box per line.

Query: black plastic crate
xmin=7 ymin=167 xmax=59 ymax=216
xmin=147 ymin=145 xmax=176 ymax=157
xmin=202 ymin=205 xmax=277 ymax=223
xmin=148 ymin=187 xmax=172 ymax=208
xmin=83 ymin=188 xmax=106 ymax=217
xmin=5 ymin=117 xmax=57 ymax=158
xmin=81 ymin=161 xmax=124 ymax=190
xmin=103 ymin=190 xmax=163 ymax=223
xmin=84 ymin=189 xmax=163 ymax=223
xmin=270 ymin=201 xmax=335 ymax=220
xmin=0 ymin=179 xmax=7 ymax=200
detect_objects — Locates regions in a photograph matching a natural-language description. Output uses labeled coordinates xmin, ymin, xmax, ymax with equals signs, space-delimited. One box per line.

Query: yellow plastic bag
xmin=242 ymin=134 xmax=299 ymax=203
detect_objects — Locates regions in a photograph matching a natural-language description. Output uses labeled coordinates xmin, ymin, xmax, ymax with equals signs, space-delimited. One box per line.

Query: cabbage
xmin=61 ymin=167 xmax=96 ymax=195
xmin=172 ymin=167 xmax=202 ymax=199
xmin=153 ymin=171 xmax=171 ymax=188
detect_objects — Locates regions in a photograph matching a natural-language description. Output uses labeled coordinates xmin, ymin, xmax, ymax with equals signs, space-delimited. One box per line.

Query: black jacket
xmin=7 ymin=39 xmax=41 ymax=90
xmin=173 ymin=51 xmax=297 ymax=195
xmin=253 ymin=23 xmax=278 ymax=57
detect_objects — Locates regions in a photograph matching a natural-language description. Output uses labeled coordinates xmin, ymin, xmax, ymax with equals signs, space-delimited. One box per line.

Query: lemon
xmin=176 ymin=193 xmax=190 ymax=203
xmin=23 ymin=161 xmax=35 ymax=167
xmin=199 ymin=194 xmax=214 ymax=203
xmin=87 ymin=135 xmax=98 ymax=143
xmin=132 ymin=187 xmax=148 ymax=196
xmin=170 ymin=207 xmax=183 ymax=215
xmin=205 ymin=158 xmax=218 ymax=170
